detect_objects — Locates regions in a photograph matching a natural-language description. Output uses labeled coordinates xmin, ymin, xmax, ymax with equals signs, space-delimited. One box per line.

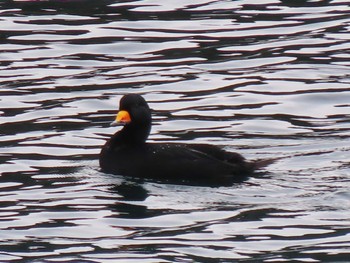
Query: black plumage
xmin=99 ymin=94 xmax=260 ymax=186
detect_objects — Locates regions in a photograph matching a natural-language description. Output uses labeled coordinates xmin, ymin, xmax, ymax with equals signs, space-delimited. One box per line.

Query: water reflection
xmin=109 ymin=182 xmax=152 ymax=219
xmin=280 ymin=0 xmax=332 ymax=7
xmin=0 ymin=0 xmax=349 ymax=262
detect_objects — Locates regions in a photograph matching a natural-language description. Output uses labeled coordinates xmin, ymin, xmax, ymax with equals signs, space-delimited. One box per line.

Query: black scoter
xmin=99 ymin=94 xmax=263 ymax=186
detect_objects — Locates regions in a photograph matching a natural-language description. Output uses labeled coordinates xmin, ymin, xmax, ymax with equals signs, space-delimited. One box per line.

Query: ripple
xmin=0 ymin=0 xmax=350 ymax=262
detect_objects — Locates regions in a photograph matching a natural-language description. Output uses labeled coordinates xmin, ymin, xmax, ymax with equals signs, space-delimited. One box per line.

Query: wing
xmin=187 ymin=143 xmax=247 ymax=164
xmin=141 ymin=143 xmax=250 ymax=183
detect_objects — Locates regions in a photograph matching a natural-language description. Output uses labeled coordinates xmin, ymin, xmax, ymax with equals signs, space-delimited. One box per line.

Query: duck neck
xmin=116 ymin=122 xmax=151 ymax=146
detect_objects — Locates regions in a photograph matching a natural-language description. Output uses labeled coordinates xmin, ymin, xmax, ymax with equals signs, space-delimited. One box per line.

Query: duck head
xmin=112 ymin=94 xmax=152 ymax=144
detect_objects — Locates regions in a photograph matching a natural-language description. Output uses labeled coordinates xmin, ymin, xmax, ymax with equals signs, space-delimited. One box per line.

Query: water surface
xmin=0 ymin=0 xmax=349 ymax=262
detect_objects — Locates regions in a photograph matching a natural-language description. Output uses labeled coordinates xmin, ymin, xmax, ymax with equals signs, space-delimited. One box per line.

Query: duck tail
xmin=250 ymin=158 xmax=279 ymax=171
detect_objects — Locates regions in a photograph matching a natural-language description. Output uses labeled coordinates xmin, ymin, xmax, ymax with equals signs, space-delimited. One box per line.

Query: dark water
xmin=1 ymin=0 xmax=350 ymax=262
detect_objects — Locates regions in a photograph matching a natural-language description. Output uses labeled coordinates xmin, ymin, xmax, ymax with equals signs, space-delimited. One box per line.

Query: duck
xmin=99 ymin=94 xmax=264 ymax=186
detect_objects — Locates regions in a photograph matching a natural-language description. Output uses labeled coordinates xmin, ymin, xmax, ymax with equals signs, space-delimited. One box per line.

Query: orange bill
xmin=112 ymin=110 xmax=131 ymax=126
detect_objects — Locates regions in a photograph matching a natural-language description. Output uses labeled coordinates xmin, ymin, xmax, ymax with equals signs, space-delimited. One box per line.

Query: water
xmin=0 ymin=0 xmax=349 ymax=262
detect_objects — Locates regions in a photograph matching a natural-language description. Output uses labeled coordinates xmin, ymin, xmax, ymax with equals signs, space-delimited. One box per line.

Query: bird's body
xmin=99 ymin=94 xmax=260 ymax=186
